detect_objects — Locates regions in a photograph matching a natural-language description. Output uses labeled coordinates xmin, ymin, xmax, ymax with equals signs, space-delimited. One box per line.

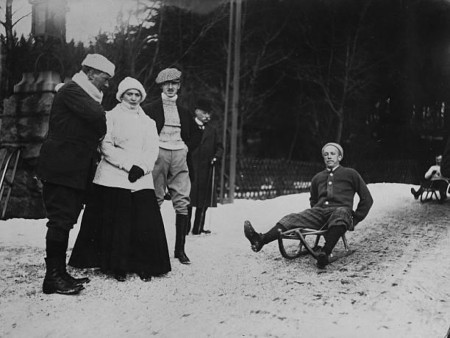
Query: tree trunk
xmin=4 ymin=0 xmax=14 ymax=94
xmin=335 ymin=108 xmax=344 ymax=143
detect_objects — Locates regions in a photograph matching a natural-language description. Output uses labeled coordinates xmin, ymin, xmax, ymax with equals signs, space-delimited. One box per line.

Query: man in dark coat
xmin=244 ymin=143 xmax=373 ymax=269
xmin=142 ymin=68 xmax=199 ymax=264
xmin=188 ymin=99 xmax=224 ymax=235
xmin=37 ymin=53 xmax=115 ymax=295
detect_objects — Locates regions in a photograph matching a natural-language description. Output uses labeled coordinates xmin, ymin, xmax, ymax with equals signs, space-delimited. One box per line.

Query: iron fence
xmin=226 ymin=158 xmax=420 ymax=201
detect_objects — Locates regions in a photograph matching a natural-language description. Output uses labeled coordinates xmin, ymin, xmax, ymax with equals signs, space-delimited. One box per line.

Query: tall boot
xmin=244 ymin=221 xmax=286 ymax=252
xmin=44 ymin=235 xmax=84 ymax=294
xmin=58 ymin=236 xmax=90 ymax=286
xmin=192 ymin=208 xmax=202 ymax=235
xmin=174 ymin=214 xmax=191 ymax=264
xmin=59 ymin=256 xmax=90 ymax=287
xmin=186 ymin=206 xmax=193 ymax=235
xmin=43 ymin=257 xmax=83 ymax=295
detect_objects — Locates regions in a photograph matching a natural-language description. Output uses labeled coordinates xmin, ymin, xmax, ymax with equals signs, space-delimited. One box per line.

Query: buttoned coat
xmin=189 ymin=123 xmax=224 ymax=207
xmin=37 ymin=81 xmax=107 ymax=190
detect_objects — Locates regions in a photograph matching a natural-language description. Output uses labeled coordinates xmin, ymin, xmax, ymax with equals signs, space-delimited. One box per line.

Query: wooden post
xmin=228 ymin=0 xmax=242 ymax=203
xmin=220 ymin=0 xmax=235 ymax=203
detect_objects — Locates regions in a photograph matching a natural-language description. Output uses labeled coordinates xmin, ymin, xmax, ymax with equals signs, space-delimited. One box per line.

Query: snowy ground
xmin=0 ymin=183 xmax=449 ymax=338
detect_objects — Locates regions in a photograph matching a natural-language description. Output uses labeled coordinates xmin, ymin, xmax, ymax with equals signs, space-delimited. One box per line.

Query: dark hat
xmin=195 ymin=99 xmax=212 ymax=112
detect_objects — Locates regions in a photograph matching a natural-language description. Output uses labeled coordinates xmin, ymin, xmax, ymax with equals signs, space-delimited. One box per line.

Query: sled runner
xmin=277 ymin=227 xmax=355 ymax=262
xmin=419 ymin=179 xmax=450 ymax=203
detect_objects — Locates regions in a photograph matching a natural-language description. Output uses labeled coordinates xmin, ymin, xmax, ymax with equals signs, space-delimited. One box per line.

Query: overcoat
xmin=37 ymin=81 xmax=107 ymax=190
xmin=189 ymin=124 xmax=224 ymax=207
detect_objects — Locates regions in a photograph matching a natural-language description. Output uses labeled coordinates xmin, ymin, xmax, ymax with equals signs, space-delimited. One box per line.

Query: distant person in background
xmin=69 ymin=77 xmax=171 ymax=282
xmin=142 ymin=68 xmax=199 ymax=264
xmin=188 ymin=99 xmax=223 ymax=235
xmin=37 ymin=54 xmax=115 ymax=295
xmin=411 ymin=154 xmax=448 ymax=203
xmin=440 ymin=140 xmax=450 ymax=188
xmin=244 ymin=143 xmax=373 ymax=269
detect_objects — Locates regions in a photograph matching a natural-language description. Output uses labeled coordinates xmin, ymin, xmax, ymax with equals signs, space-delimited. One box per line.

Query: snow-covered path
xmin=1 ymin=183 xmax=449 ymax=338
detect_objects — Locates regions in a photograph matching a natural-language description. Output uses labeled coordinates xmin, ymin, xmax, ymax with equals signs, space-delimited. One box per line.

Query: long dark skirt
xmin=69 ymin=184 xmax=171 ymax=276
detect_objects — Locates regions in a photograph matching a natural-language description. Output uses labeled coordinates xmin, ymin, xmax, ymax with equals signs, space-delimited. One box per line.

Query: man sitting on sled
xmin=244 ymin=143 xmax=373 ymax=268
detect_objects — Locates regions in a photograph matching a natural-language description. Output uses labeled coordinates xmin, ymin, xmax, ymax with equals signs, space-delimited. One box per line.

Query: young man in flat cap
xmin=37 ymin=53 xmax=115 ymax=294
xmin=244 ymin=143 xmax=373 ymax=268
xmin=142 ymin=68 xmax=198 ymax=264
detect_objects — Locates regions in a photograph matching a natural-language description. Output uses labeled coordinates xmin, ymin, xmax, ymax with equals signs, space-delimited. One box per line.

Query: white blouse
xmin=93 ymin=103 xmax=159 ymax=191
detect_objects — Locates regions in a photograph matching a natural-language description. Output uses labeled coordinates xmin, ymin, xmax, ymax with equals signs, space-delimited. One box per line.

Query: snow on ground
xmin=0 ymin=183 xmax=450 ymax=338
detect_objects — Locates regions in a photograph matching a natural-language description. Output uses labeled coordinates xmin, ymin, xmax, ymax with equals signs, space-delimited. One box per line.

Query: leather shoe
xmin=244 ymin=220 xmax=263 ymax=252
xmin=175 ymin=251 xmax=191 ymax=264
xmin=201 ymin=229 xmax=211 ymax=234
xmin=316 ymin=250 xmax=330 ymax=269
xmin=410 ymin=188 xmax=419 ymax=200
xmin=138 ymin=272 xmax=152 ymax=282
xmin=63 ymin=272 xmax=90 ymax=286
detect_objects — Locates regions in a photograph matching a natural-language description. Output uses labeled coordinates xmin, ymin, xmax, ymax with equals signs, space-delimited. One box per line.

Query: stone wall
xmin=0 ymin=89 xmax=54 ymax=219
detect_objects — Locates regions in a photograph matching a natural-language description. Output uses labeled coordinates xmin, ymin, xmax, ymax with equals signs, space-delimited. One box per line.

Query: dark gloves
xmin=128 ymin=165 xmax=144 ymax=183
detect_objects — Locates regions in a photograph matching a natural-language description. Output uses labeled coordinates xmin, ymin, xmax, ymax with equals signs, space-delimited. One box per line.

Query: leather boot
xmin=244 ymin=221 xmax=286 ymax=252
xmin=59 ymin=257 xmax=90 ymax=286
xmin=174 ymin=214 xmax=191 ymax=264
xmin=192 ymin=212 xmax=201 ymax=235
xmin=186 ymin=206 xmax=193 ymax=235
xmin=322 ymin=225 xmax=346 ymax=255
xmin=43 ymin=258 xmax=84 ymax=295
xmin=411 ymin=187 xmax=423 ymax=200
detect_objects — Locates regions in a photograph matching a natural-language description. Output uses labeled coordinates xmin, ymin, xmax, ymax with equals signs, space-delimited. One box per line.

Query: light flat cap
xmin=155 ymin=68 xmax=181 ymax=84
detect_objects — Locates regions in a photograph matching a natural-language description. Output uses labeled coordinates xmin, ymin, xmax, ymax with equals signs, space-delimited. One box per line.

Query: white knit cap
xmin=322 ymin=142 xmax=344 ymax=159
xmin=155 ymin=68 xmax=181 ymax=84
xmin=81 ymin=54 xmax=115 ymax=77
xmin=116 ymin=77 xmax=147 ymax=103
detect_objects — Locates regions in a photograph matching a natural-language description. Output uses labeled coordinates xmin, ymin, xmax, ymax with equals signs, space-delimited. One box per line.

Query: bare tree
xmin=190 ymin=3 xmax=292 ymax=156
xmin=0 ymin=0 xmax=31 ymax=95
xmin=291 ymin=0 xmax=375 ymax=143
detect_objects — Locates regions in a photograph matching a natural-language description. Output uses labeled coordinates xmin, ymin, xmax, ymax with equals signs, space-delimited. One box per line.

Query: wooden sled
xmin=277 ymin=227 xmax=355 ymax=263
xmin=420 ymin=179 xmax=450 ymax=203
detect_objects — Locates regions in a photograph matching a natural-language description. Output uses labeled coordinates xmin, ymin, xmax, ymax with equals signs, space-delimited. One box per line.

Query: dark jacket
xmin=142 ymin=97 xmax=198 ymax=150
xmin=190 ymin=123 xmax=224 ymax=207
xmin=309 ymin=165 xmax=373 ymax=230
xmin=37 ymin=81 xmax=107 ymax=190
xmin=142 ymin=97 xmax=200 ymax=176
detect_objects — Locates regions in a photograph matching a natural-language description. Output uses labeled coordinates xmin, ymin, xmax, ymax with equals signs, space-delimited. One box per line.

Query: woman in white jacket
xmin=69 ymin=77 xmax=171 ymax=282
